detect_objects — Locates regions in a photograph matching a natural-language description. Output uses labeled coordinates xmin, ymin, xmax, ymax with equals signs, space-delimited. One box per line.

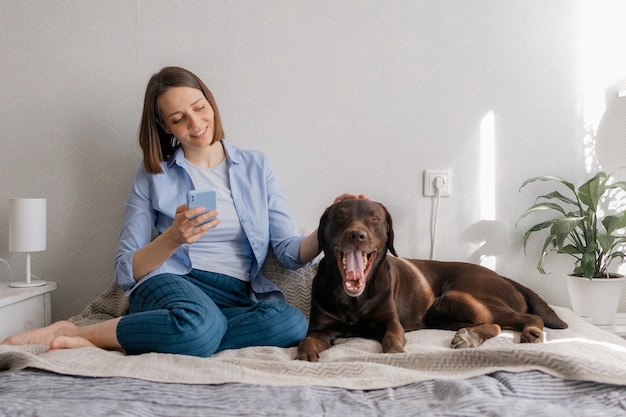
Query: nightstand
xmin=0 ymin=281 xmax=57 ymax=341
xmin=596 ymin=313 xmax=626 ymax=339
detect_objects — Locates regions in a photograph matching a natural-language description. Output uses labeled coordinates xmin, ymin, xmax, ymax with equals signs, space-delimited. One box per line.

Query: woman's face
xmin=157 ymin=86 xmax=215 ymax=150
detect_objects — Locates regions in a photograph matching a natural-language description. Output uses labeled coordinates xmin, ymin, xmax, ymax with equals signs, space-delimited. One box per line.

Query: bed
xmin=2 ymin=251 xmax=626 ymax=416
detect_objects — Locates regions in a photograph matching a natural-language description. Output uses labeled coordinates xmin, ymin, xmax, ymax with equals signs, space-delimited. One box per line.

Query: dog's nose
xmin=347 ymin=229 xmax=368 ymax=242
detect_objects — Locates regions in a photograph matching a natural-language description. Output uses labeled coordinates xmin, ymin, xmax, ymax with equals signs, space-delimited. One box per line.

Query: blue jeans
xmin=116 ymin=270 xmax=307 ymax=357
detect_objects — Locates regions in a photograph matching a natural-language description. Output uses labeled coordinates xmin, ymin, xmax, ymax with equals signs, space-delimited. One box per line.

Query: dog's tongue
xmin=345 ymin=250 xmax=364 ymax=281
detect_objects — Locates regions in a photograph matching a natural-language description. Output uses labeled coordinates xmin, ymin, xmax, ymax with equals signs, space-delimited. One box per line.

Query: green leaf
xmin=578 ymin=172 xmax=607 ymax=210
xmin=519 ymin=176 xmax=576 ymax=194
xmin=597 ymin=234 xmax=615 ymax=254
xmin=537 ymin=191 xmax=579 ymax=207
xmin=559 ymin=244 xmax=581 ymax=254
xmin=609 ymin=251 xmax=626 ymax=264
xmin=518 ymin=203 xmax=567 ymax=222
xmin=602 ymin=212 xmax=626 ymax=234
xmin=536 ymin=235 xmax=557 ymax=274
xmin=580 ymin=252 xmax=597 ymax=278
xmin=552 ymin=217 xmax=583 ymax=248
xmin=522 ymin=220 xmax=559 ymax=252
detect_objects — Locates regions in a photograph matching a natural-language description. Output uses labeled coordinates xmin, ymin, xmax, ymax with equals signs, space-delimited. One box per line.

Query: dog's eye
xmin=332 ymin=212 xmax=349 ymax=223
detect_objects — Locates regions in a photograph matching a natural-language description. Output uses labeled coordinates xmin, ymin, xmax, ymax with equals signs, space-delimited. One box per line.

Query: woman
xmin=2 ymin=66 xmax=364 ymax=357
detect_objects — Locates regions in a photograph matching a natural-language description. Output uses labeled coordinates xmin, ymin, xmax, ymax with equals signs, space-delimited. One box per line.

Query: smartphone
xmin=186 ymin=188 xmax=217 ymax=225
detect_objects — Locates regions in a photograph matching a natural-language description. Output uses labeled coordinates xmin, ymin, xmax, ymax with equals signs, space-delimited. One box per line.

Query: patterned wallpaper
xmin=1 ymin=0 xmax=625 ymax=321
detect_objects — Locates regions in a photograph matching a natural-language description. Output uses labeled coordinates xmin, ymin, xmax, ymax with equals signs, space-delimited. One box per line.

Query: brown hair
xmin=139 ymin=66 xmax=225 ymax=174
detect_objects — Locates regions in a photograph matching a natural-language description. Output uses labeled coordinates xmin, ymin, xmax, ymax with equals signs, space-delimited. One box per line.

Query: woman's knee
xmin=170 ymin=305 xmax=228 ymax=356
xmin=258 ymin=301 xmax=308 ymax=346
xmin=118 ymin=301 xmax=228 ymax=357
xmin=284 ymin=304 xmax=308 ymax=341
xmin=217 ymin=301 xmax=308 ymax=351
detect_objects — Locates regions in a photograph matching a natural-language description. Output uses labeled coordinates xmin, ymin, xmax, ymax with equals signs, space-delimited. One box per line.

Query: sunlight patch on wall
xmin=580 ymin=0 xmax=626 ymax=172
xmin=480 ymin=111 xmax=496 ymax=222
xmin=479 ymin=111 xmax=496 ymax=270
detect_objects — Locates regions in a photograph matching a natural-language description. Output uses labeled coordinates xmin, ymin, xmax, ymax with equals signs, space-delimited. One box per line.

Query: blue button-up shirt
xmin=114 ymin=140 xmax=309 ymax=301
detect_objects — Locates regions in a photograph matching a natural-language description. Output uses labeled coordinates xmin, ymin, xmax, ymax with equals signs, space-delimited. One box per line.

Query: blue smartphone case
xmin=187 ymin=188 xmax=217 ymax=223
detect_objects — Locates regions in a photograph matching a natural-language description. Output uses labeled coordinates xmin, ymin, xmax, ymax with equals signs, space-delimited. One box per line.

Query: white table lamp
xmin=9 ymin=198 xmax=47 ymax=288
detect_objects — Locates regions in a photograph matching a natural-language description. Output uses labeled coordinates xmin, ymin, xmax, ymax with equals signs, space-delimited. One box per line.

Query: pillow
xmin=68 ymin=281 xmax=128 ymax=327
xmin=261 ymin=247 xmax=317 ymax=320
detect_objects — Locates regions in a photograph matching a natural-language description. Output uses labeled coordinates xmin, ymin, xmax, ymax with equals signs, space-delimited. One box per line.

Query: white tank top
xmin=184 ymin=158 xmax=253 ymax=281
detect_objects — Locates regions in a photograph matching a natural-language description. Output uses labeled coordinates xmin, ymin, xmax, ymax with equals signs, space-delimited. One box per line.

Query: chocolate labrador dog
xmin=296 ymin=199 xmax=567 ymax=362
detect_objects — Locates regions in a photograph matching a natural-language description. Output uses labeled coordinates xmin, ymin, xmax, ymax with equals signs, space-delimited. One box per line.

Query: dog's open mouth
xmin=336 ymin=249 xmax=376 ymax=297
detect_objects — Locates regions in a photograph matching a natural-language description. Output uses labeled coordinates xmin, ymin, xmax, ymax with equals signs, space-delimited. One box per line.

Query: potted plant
xmin=518 ymin=171 xmax=626 ymax=325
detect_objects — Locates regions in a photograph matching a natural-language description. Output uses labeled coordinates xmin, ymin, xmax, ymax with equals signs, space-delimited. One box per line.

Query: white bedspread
xmin=1 ymin=307 xmax=625 ymax=390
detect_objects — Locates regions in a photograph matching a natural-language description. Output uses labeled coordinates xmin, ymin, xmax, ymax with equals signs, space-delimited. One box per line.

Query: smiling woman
xmin=139 ymin=67 xmax=226 ymax=175
xmin=157 ymin=87 xmax=219 ymax=166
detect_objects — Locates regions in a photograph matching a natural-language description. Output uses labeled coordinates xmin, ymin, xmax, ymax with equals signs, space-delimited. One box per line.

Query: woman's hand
xmin=167 ymin=204 xmax=220 ymax=245
xmin=332 ymin=193 xmax=369 ymax=205
xmin=132 ymin=204 xmax=220 ymax=281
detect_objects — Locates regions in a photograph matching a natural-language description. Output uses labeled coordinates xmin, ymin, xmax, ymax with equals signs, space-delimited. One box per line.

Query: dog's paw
xmin=295 ymin=350 xmax=320 ymax=362
xmin=520 ymin=326 xmax=545 ymax=344
xmin=450 ymin=328 xmax=481 ymax=349
xmin=381 ymin=332 xmax=406 ymax=354
xmin=383 ymin=345 xmax=405 ymax=354
xmin=295 ymin=337 xmax=330 ymax=362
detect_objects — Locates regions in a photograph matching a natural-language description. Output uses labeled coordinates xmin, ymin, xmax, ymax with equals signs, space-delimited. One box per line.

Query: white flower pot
xmin=565 ymin=274 xmax=625 ymax=325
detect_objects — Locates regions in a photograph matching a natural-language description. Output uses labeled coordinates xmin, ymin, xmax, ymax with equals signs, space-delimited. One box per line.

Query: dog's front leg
xmin=381 ymin=319 xmax=406 ymax=353
xmin=296 ymin=332 xmax=333 ymax=362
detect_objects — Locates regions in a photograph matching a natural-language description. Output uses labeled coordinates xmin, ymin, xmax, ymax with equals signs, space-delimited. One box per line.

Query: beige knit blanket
xmin=2 ymin=306 xmax=626 ymax=390
xmin=2 ymin=251 xmax=626 ymax=389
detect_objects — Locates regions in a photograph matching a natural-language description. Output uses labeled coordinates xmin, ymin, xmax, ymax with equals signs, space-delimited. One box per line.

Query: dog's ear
xmin=317 ymin=205 xmax=332 ymax=254
xmin=379 ymin=203 xmax=398 ymax=257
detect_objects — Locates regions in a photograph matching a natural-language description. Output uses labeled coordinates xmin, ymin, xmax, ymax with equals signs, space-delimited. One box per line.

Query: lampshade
xmin=9 ymin=198 xmax=47 ymax=287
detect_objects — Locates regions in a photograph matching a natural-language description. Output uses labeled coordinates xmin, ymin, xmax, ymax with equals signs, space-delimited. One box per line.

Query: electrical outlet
xmin=423 ymin=169 xmax=451 ymax=197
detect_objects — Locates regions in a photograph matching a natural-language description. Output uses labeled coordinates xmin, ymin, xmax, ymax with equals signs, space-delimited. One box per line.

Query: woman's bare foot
xmin=50 ymin=335 xmax=98 ymax=350
xmin=1 ymin=321 xmax=78 ymax=347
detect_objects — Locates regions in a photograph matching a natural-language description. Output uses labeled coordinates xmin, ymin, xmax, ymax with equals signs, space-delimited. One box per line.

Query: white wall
xmin=1 ymin=0 xmax=625 ymax=321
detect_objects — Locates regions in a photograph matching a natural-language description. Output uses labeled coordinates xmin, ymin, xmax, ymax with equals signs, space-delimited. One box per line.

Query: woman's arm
xmin=298 ymin=231 xmax=321 ymax=264
xmin=132 ymin=204 xmax=220 ymax=280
